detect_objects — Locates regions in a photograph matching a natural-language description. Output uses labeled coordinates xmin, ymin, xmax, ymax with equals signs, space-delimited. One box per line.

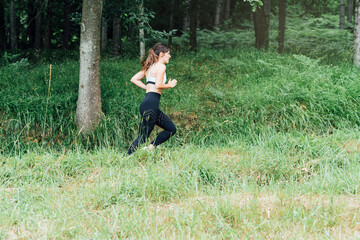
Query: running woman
xmin=127 ymin=43 xmax=177 ymax=155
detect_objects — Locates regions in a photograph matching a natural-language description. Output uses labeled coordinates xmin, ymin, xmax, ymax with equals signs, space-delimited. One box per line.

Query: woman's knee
xmin=170 ymin=125 xmax=177 ymax=136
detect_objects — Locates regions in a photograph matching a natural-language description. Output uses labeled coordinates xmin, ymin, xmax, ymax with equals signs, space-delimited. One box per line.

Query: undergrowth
xmin=1 ymin=46 xmax=359 ymax=155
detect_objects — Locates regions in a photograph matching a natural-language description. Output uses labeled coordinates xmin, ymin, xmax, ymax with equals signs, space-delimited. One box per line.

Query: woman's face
xmin=161 ymin=51 xmax=171 ymax=64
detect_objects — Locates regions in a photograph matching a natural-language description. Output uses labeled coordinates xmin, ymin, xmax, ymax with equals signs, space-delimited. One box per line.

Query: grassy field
xmin=1 ymin=130 xmax=360 ymax=238
xmin=1 ymin=14 xmax=360 ymax=238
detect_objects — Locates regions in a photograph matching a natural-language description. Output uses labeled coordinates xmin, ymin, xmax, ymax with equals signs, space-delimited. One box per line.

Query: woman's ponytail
xmin=141 ymin=43 xmax=171 ymax=72
xmin=141 ymin=48 xmax=158 ymax=72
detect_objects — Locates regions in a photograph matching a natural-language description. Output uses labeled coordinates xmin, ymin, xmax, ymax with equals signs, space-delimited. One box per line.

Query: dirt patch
xmin=344 ymin=140 xmax=360 ymax=154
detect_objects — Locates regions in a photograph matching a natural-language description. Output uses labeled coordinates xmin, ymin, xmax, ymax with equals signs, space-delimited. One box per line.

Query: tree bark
xmin=348 ymin=0 xmax=354 ymax=23
xmin=10 ymin=0 xmax=17 ymax=50
xmin=139 ymin=0 xmax=145 ymax=61
xmin=183 ymin=0 xmax=190 ymax=31
xmin=0 ymin=0 xmax=7 ymax=50
xmin=253 ymin=8 xmax=264 ymax=49
xmin=35 ymin=0 xmax=42 ymax=49
xmin=112 ymin=16 xmax=121 ymax=55
xmin=265 ymin=0 xmax=271 ymax=30
xmin=63 ymin=0 xmax=71 ymax=49
xmin=354 ymin=0 xmax=360 ymax=66
xmin=253 ymin=0 xmax=270 ymax=50
xmin=189 ymin=0 xmax=198 ymax=51
xmin=44 ymin=0 xmax=52 ymax=49
xmin=278 ymin=0 xmax=286 ymax=54
xmin=340 ymin=0 xmax=346 ymax=29
xmin=76 ymin=0 xmax=103 ymax=134
xmin=224 ymin=0 xmax=230 ymax=21
xmin=214 ymin=0 xmax=222 ymax=28
xmin=101 ymin=17 xmax=107 ymax=51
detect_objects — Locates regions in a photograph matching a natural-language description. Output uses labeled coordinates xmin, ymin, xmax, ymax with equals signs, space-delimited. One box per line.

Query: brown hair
xmin=141 ymin=43 xmax=170 ymax=72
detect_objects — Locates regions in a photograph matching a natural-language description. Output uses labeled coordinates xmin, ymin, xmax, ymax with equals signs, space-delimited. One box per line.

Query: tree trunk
xmin=253 ymin=0 xmax=270 ymax=50
xmin=168 ymin=0 xmax=174 ymax=46
xmin=10 ymin=0 xmax=17 ymax=50
xmin=139 ymin=0 xmax=145 ymax=61
xmin=35 ymin=0 xmax=42 ymax=49
xmin=354 ymin=0 xmax=360 ymax=66
xmin=101 ymin=17 xmax=107 ymax=51
xmin=112 ymin=17 xmax=121 ymax=56
xmin=278 ymin=0 xmax=286 ymax=54
xmin=348 ymin=0 xmax=354 ymax=23
xmin=183 ymin=0 xmax=190 ymax=31
xmin=76 ymin=0 xmax=103 ymax=134
xmin=189 ymin=0 xmax=198 ymax=51
xmin=253 ymin=8 xmax=264 ymax=49
xmin=63 ymin=0 xmax=71 ymax=49
xmin=265 ymin=0 xmax=271 ymax=30
xmin=27 ymin=0 xmax=36 ymax=48
xmin=224 ymin=0 xmax=230 ymax=21
xmin=214 ymin=0 xmax=222 ymax=28
xmin=340 ymin=0 xmax=346 ymax=29
xmin=0 ymin=0 xmax=7 ymax=50
xmin=44 ymin=0 xmax=52 ymax=49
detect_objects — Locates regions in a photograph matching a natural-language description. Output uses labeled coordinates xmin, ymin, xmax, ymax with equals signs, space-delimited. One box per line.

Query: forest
xmin=1 ymin=0 xmax=360 ymax=238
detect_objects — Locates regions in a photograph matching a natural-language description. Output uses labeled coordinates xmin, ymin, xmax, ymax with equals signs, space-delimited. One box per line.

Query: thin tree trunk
xmin=183 ymin=0 xmax=190 ymax=31
xmin=278 ymin=0 xmax=286 ymax=54
xmin=10 ymin=0 xmax=17 ymax=49
xmin=139 ymin=0 xmax=145 ymax=61
xmin=348 ymin=0 xmax=354 ymax=23
xmin=0 ymin=0 xmax=6 ymax=50
xmin=63 ymin=0 xmax=71 ymax=49
xmin=224 ymin=0 xmax=230 ymax=21
xmin=189 ymin=0 xmax=198 ymax=51
xmin=214 ymin=0 xmax=222 ymax=28
xmin=27 ymin=0 xmax=36 ymax=48
xmin=253 ymin=1 xmax=270 ymax=50
xmin=101 ymin=17 xmax=107 ymax=51
xmin=264 ymin=0 xmax=271 ymax=50
xmin=168 ymin=0 xmax=174 ymax=46
xmin=44 ymin=0 xmax=52 ymax=49
xmin=35 ymin=0 xmax=42 ymax=49
xmin=77 ymin=0 xmax=103 ymax=133
xmin=253 ymin=8 xmax=263 ymax=49
xmin=340 ymin=0 xmax=346 ymax=29
xmin=112 ymin=17 xmax=121 ymax=55
xmin=354 ymin=0 xmax=360 ymax=66
xmin=229 ymin=0 xmax=236 ymax=18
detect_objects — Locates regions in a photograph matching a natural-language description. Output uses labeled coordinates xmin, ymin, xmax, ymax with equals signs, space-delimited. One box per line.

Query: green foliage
xmin=290 ymin=0 xmax=340 ymax=17
xmin=1 ymin=44 xmax=360 ymax=155
xmin=174 ymin=13 xmax=354 ymax=65
xmin=243 ymin=0 xmax=263 ymax=12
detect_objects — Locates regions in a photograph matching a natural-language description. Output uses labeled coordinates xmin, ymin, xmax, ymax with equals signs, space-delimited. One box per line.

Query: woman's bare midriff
xmin=146 ymin=84 xmax=163 ymax=94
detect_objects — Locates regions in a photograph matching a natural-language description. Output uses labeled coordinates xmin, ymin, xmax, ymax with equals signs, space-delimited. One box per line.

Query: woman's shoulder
xmin=156 ymin=63 xmax=166 ymax=72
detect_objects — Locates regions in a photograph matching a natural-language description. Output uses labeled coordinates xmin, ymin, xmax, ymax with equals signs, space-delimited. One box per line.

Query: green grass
xmin=1 ymin=14 xmax=360 ymax=238
xmin=1 ymin=47 xmax=359 ymax=155
xmin=1 ymin=130 xmax=360 ymax=238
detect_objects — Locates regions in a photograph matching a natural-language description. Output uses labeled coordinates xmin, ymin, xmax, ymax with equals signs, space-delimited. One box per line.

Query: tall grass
xmin=1 ymin=14 xmax=360 ymax=238
xmin=1 ymin=45 xmax=360 ymax=155
xmin=0 ymin=129 xmax=359 ymax=238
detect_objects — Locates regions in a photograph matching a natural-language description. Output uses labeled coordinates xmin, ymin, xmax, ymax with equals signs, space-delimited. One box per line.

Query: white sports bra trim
xmin=146 ymin=71 xmax=166 ymax=85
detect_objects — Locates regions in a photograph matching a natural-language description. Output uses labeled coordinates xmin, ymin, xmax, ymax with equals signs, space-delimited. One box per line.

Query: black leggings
xmin=127 ymin=92 xmax=176 ymax=155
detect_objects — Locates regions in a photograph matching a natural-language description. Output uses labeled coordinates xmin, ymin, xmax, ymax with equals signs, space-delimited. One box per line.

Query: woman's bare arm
xmin=155 ymin=64 xmax=177 ymax=89
xmin=130 ymin=71 xmax=147 ymax=90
